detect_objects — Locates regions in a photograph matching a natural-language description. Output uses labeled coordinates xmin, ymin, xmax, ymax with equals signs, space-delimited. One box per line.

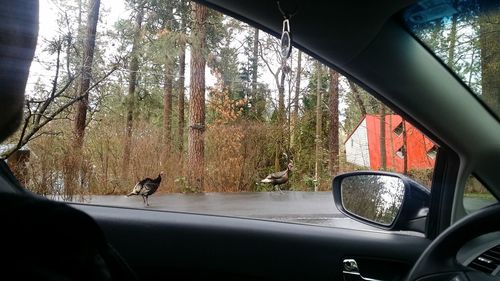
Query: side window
xmin=463 ymin=175 xmax=497 ymax=214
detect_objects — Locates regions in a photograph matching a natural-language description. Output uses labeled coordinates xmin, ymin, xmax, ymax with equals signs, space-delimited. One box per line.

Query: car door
xmin=69 ymin=136 xmax=449 ymax=281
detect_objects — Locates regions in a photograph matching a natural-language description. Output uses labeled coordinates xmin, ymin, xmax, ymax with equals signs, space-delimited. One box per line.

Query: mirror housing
xmin=333 ymin=171 xmax=430 ymax=233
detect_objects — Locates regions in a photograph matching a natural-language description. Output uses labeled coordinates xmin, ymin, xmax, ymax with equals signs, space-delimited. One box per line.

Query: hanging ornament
xmin=277 ymin=1 xmax=297 ymax=60
xmin=280 ymin=18 xmax=292 ymax=59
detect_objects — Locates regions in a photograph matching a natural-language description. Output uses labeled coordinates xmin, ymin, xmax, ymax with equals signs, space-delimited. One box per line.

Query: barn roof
xmin=344 ymin=115 xmax=369 ymax=144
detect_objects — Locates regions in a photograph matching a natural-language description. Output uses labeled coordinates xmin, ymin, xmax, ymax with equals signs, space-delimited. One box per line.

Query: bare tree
xmin=314 ymin=61 xmax=322 ymax=191
xmin=251 ymin=28 xmax=259 ymax=92
xmin=122 ymin=6 xmax=144 ymax=177
xmin=329 ymin=68 xmax=339 ymax=175
xmin=290 ymin=50 xmax=302 ymax=148
xmin=447 ymin=14 xmax=458 ymax=68
xmin=348 ymin=80 xmax=367 ymax=116
xmin=259 ymin=35 xmax=287 ymax=170
xmin=5 ymin=50 xmax=116 ymax=159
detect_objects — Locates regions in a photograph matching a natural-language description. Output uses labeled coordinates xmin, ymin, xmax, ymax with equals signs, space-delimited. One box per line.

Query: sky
xmin=29 ymin=0 xmax=252 ymax=98
xmin=28 ymin=0 xmax=344 ymax=121
xmin=27 ymin=0 xmax=131 ymax=94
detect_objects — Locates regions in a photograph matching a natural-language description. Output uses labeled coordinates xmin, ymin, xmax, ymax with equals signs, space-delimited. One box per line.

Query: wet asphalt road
xmin=79 ymin=191 xmax=377 ymax=230
xmin=71 ymin=192 xmax=494 ymax=232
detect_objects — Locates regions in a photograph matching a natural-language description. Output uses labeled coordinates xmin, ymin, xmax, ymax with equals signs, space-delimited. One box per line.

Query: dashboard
xmin=458 ymin=231 xmax=500 ymax=276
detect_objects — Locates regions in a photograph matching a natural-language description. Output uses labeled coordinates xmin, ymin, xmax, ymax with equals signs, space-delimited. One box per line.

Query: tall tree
xmin=348 ymin=80 xmax=367 ymax=116
xmin=122 ymin=6 xmax=144 ymax=177
xmin=479 ymin=3 xmax=499 ymax=114
xmin=259 ymin=34 xmax=288 ymax=170
xmin=64 ymin=0 xmax=101 ymax=199
xmin=177 ymin=14 xmax=187 ymax=155
xmin=328 ymin=69 xmax=339 ymax=175
xmin=250 ymin=27 xmax=259 ymax=118
xmin=379 ymin=105 xmax=387 ymax=170
xmin=290 ymin=50 xmax=302 ymax=148
xmin=447 ymin=14 xmax=458 ymax=68
xmin=73 ymin=0 xmax=101 ymax=150
xmin=162 ymin=6 xmax=175 ymax=156
xmin=402 ymin=120 xmax=408 ymax=175
xmin=314 ymin=61 xmax=322 ymax=191
xmin=275 ymin=60 xmax=287 ymax=171
xmin=163 ymin=58 xmax=173 ymax=153
xmin=277 ymin=64 xmax=286 ymax=129
xmin=187 ymin=3 xmax=208 ymax=191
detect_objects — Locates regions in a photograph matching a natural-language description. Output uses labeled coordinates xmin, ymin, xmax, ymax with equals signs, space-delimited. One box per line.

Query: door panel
xmin=74 ymin=204 xmax=430 ymax=281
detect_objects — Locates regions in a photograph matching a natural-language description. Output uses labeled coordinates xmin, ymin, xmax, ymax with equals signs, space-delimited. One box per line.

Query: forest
xmin=1 ymin=0 xmax=495 ymax=200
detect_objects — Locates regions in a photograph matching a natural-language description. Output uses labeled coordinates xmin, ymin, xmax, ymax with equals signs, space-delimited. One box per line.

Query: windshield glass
xmin=2 ymin=0 xmax=437 ymax=233
xmin=404 ymin=0 xmax=499 ymax=118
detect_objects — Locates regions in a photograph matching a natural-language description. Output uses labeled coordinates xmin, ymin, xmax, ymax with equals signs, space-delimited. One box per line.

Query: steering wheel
xmin=406 ymin=203 xmax=500 ymax=281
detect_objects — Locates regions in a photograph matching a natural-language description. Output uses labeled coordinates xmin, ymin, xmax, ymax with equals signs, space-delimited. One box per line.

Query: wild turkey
xmin=260 ymin=162 xmax=293 ymax=192
xmin=126 ymin=172 xmax=164 ymax=206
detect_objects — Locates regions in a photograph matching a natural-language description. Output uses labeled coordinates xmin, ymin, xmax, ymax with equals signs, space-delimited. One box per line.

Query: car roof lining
xmin=197 ymin=0 xmax=415 ymax=68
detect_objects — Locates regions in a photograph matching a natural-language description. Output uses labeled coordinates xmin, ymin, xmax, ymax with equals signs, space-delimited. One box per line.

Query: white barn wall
xmin=345 ymin=118 xmax=370 ymax=168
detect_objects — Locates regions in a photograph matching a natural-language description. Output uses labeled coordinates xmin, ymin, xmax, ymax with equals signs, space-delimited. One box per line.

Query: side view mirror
xmin=332 ymin=171 xmax=430 ymax=233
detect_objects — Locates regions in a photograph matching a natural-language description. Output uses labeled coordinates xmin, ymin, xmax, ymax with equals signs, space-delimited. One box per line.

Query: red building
xmin=345 ymin=115 xmax=436 ymax=172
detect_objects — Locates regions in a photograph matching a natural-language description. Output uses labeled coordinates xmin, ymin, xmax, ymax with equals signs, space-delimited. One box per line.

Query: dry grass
xmin=15 ymin=115 xmax=441 ymax=197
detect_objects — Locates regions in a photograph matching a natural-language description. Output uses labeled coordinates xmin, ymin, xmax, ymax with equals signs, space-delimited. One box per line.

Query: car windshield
xmin=404 ymin=0 xmax=500 ymax=118
xmin=1 ymin=0 xmax=444 ymax=232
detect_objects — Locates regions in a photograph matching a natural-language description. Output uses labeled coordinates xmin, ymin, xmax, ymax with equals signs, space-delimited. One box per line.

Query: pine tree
xmin=187 ymin=3 xmax=208 ymax=191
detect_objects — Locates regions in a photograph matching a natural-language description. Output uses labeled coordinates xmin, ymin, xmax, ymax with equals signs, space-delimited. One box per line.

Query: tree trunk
xmin=187 ymin=3 xmax=207 ymax=192
xmin=287 ymin=54 xmax=293 ymax=147
xmin=122 ymin=7 xmax=144 ymax=178
xmin=274 ymin=61 xmax=287 ymax=171
xmin=479 ymin=4 xmax=500 ymax=114
xmin=77 ymin=0 xmax=83 ymax=47
xmin=250 ymin=28 xmax=266 ymax=120
xmin=163 ymin=54 xmax=173 ymax=155
xmin=349 ymin=80 xmax=367 ymax=116
xmin=163 ymin=60 xmax=173 ymax=156
xmin=379 ymin=104 xmax=387 ymax=170
xmin=447 ymin=14 xmax=458 ymax=68
xmin=251 ymin=28 xmax=259 ymax=99
xmin=389 ymin=115 xmax=396 ymax=168
xmin=278 ymin=67 xmax=286 ymax=124
xmin=65 ymin=0 xmax=100 ymax=199
xmin=162 ymin=7 xmax=174 ymax=158
xmin=314 ymin=61 xmax=322 ymax=191
xmin=291 ymin=50 xmax=302 ymax=148
xmin=329 ymin=69 xmax=339 ymax=175
xmin=178 ymin=29 xmax=186 ymax=155
xmin=73 ymin=0 xmax=100 ymax=150
xmin=402 ymin=120 xmax=408 ymax=175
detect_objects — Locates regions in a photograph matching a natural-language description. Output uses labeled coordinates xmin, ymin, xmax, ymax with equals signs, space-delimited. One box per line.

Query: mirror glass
xmin=340 ymin=175 xmax=405 ymax=226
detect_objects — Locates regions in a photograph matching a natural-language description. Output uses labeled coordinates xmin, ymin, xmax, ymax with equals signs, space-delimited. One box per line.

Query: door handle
xmin=343 ymin=259 xmax=384 ymax=281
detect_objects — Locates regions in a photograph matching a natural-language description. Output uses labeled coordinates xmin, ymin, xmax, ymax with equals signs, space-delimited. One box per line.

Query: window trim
xmin=427 ymin=147 xmax=460 ymax=239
